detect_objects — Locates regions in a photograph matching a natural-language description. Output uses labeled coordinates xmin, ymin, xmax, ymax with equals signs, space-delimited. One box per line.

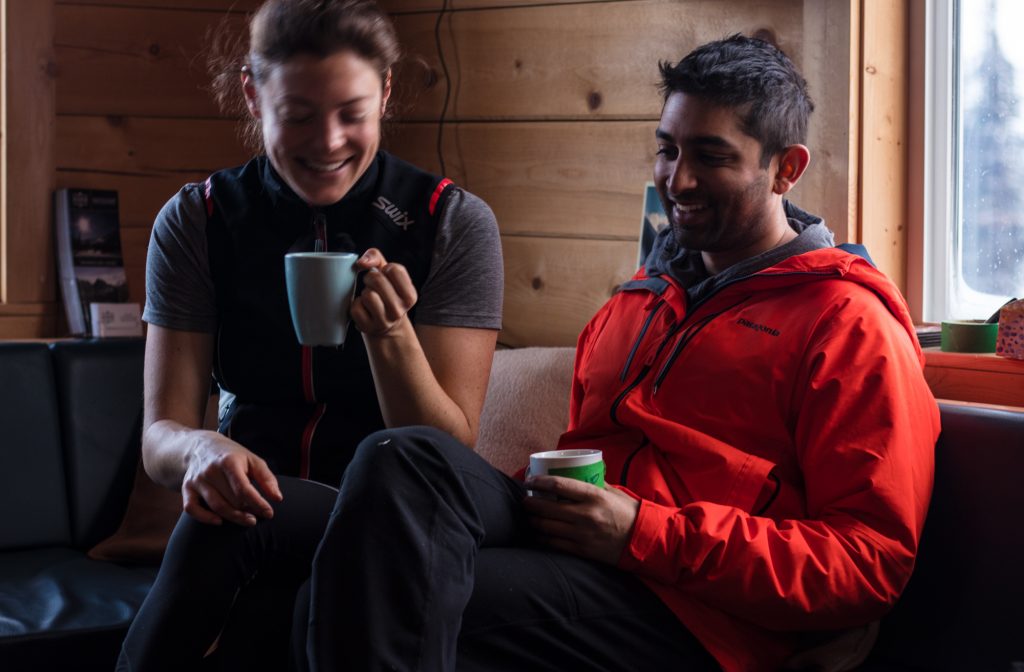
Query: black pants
xmin=117 ymin=426 xmax=718 ymax=671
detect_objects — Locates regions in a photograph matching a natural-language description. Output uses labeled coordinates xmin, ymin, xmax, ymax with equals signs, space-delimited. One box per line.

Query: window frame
xmin=922 ymin=0 xmax=955 ymax=323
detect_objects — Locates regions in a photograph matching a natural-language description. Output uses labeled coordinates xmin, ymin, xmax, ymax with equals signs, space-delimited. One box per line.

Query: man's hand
xmin=522 ymin=476 xmax=640 ymax=565
xmin=181 ymin=433 xmax=283 ymax=527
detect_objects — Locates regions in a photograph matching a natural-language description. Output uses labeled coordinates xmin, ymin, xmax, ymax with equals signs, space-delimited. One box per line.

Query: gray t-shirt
xmin=143 ymin=184 xmax=504 ymax=332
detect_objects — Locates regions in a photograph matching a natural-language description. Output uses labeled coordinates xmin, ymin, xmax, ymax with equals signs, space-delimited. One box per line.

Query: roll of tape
xmin=940 ymin=320 xmax=998 ymax=353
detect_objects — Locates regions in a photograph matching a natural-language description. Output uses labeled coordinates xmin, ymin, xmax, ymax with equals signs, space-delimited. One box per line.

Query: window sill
xmin=923 ymin=348 xmax=1024 ymax=409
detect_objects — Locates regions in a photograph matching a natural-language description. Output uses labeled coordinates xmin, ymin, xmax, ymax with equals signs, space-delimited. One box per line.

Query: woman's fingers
xmin=352 ymin=262 xmax=418 ymax=336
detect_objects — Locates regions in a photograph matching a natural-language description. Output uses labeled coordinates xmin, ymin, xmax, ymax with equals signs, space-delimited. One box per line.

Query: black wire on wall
xmin=433 ymin=0 xmax=452 ymax=176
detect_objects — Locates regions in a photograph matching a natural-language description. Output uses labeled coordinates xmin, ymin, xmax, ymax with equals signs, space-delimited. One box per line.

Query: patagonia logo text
xmin=736 ymin=318 xmax=780 ymax=337
xmin=373 ymin=196 xmax=414 ymax=230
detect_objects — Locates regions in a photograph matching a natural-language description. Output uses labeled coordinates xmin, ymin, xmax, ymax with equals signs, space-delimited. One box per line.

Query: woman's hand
xmin=351 ymin=248 xmax=417 ymax=338
xmin=180 ymin=432 xmax=283 ymax=527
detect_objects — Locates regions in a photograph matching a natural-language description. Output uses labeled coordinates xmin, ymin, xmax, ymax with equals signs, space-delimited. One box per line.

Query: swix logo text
xmin=373 ymin=196 xmax=414 ymax=230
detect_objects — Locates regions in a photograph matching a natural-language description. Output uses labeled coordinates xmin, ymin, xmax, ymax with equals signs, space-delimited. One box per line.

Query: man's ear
xmin=771 ymin=144 xmax=810 ymax=194
xmin=241 ymin=66 xmax=261 ymax=119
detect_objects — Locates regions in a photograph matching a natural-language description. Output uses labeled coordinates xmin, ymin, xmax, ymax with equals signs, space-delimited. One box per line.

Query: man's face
xmin=653 ymin=92 xmax=781 ymax=259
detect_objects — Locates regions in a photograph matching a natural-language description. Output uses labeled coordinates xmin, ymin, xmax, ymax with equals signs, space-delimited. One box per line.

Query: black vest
xmin=205 ymin=152 xmax=453 ymax=483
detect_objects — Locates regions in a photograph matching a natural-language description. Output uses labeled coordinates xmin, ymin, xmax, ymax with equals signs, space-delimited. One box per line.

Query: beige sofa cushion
xmin=475 ymin=347 xmax=575 ymax=475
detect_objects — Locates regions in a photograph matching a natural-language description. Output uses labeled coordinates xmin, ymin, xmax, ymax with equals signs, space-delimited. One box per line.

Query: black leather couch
xmin=0 ymin=339 xmax=154 ymax=672
xmin=0 ymin=339 xmax=1021 ymax=671
xmin=862 ymin=402 xmax=1024 ymax=671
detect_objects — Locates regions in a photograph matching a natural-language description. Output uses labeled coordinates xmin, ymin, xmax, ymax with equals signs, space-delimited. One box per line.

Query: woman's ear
xmin=241 ymin=66 xmax=261 ymax=119
xmin=772 ymin=144 xmax=810 ymax=195
xmin=381 ymin=69 xmax=393 ymax=116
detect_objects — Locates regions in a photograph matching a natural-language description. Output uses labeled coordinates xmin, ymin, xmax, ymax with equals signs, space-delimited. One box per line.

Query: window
xmin=925 ymin=0 xmax=1024 ymax=322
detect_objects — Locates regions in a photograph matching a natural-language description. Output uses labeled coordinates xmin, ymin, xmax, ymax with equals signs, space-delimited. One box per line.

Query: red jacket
xmin=557 ymin=247 xmax=939 ymax=671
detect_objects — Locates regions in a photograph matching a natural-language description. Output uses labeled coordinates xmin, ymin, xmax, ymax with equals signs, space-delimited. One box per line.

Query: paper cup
xmin=528 ymin=449 xmax=605 ymax=497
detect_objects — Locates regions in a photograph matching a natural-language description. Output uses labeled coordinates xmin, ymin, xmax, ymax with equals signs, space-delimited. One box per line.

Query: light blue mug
xmin=284 ymin=252 xmax=359 ymax=346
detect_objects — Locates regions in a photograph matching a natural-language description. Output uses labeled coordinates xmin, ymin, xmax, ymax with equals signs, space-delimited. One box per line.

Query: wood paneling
xmin=386 ymin=121 xmax=656 ymax=239
xmin=55 ymin=171 xmax=212 ymax=229
xmin=0 ymin=313 xmax=58 ymax=339
xmin=380 ymin=0 xmax=605 ymax=12
xmin=55 ymin=5 xmax=246 ymax=118
xmin=499 ymin=236 xmax=637 ymax=347
xmin=3 ymin=1 xmax=56 ymax=305
xmin=57 ymin=0 xmax=261 ymax=9
xmin=26 ymin=0 xmax=895 ymax=348
xmin=120 ymin=227 xmax=150 ymax=306
xmin=390 ymin=0 xmax=804 ymax=122
xmin=794 ymin=0 xmax=856 ymax=246
xmin=56 ymin=115 xmax=247 ymax=176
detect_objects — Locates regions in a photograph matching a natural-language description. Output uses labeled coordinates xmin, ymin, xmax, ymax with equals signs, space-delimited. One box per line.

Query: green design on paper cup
xmin=550 ymin=461 xmax=606 ymax=488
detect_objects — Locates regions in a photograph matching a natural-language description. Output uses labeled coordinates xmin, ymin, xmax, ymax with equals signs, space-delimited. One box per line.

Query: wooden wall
xmin=2 ymin=0 xmax=895 ymax=345
xmin=381 ymin=0 xmax=859 ymax=346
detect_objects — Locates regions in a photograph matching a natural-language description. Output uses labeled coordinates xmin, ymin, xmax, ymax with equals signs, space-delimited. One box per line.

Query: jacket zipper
xmin=619 ymin=437 xmax=649 ymax=486
xmin=651 ymin=296 xmax=751 ymax=394
xmin=620 ymin=300 xmax=665 ymax=382
xmin=609 ymin=269 xmax=836 ymax=421
xmin=609 ymin=319 xmax=682 ymax=426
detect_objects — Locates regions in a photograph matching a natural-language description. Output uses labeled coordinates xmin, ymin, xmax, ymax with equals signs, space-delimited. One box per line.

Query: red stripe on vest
xmin=204 ymin=178 xmax=214 ymax=217
xmin=428 ymin=178 xmax=453 ymax=216
xmin=302 ymin=346 xmax=314 ymax=402
xmin=299 ymin=403 xmax=326 ymax=480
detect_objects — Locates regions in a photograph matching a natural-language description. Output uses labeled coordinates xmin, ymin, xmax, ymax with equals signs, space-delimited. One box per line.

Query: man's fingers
xmin=525 ymin=475 xmax=598 ymax=502
xmin=528 ymin=515 xmax=582 ymax=540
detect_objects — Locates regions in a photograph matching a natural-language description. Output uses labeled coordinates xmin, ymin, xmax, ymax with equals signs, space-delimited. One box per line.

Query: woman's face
xmin=243 ymin=51 xmax=390 ymax=207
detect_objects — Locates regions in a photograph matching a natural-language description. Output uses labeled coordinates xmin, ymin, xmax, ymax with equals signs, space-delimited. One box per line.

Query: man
xmin=298 ymin=34 xmax=939 ymax=671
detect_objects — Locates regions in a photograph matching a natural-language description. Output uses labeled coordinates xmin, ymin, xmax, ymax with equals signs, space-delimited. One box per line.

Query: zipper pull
xmin=313 ymin=210 xmax=327 ymax=252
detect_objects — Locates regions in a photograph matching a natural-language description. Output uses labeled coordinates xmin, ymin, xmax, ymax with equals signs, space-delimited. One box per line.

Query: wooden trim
xmin=904 ymin=0 xmax=926 ymax=322
xmin=935 ymin=398 xmax=1024 ymax=414
xmin=924 ymin=349 xmax=1024 ymax=408
xmin=858 ymin=0 xmax=909 ymax=293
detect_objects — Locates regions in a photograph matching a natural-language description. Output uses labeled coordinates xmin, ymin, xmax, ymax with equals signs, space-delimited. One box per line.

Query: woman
xmin=118 ymin=0 xmax=502 ymax=668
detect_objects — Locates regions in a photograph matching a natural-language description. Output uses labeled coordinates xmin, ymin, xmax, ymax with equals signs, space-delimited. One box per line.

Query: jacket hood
xmin=760 ymin=246 xmax=923 ymax=361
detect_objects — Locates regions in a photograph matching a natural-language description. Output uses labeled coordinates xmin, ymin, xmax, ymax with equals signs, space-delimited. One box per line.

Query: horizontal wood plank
xmin=499 ymin=236 xmax=637 ymax=347
xmin=0 ymin=315 xmax=58 ymax=339
xmin=386 ymin=120 xmax=657 ymax=239
xmin=55 ymin=5 xmax=246 ymax=117
xmin=121 ymin=227 xmax=151 ymax=306
xmin=56 ymin=170 xmax=212 ymax=229
xmin=57 ymin=0 xmax=260 ymax=10
xmin=380 ymin=0 xmax=609 ymax=13
xmin=55 ymin=1 xmax=803 ymax=120
xmin=391 ymin=0 xmax=804 ymax=121
xmin=56 ymin=115 xmax=249 ymax=175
